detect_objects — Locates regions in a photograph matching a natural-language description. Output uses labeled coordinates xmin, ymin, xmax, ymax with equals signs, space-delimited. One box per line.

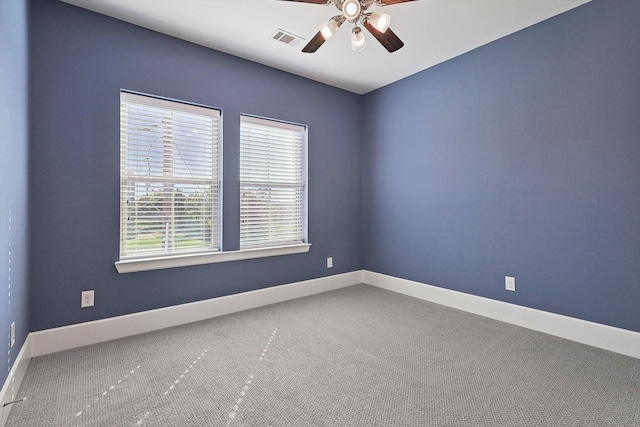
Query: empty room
xmin=1 ymin=0 xmax=639 ymax=425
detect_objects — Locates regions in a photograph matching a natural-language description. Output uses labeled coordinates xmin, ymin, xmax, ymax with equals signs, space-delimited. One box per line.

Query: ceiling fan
xmin=280 ymin=0 xmax=415 ymax=53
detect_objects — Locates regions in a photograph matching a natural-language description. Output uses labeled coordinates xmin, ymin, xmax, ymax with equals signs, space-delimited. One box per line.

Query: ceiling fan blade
xmin=362 ymin=20 xmax=404 ymax=52
xmin=377 ymin=0 xmax=416 ymax=5
xmin=302 ymin=31 xmax=326 ymax=53
xmin=277 ymin=0 xmax=330 ymax=4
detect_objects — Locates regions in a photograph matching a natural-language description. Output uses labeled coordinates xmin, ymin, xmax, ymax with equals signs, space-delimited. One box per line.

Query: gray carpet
xmin=6 ymin=284 xmax=640 ymax=426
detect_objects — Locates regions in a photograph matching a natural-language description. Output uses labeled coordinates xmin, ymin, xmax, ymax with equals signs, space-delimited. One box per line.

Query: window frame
xmin=115 ymin=94 xmax=310 ymax=274
xmin=116 ymin=91 xmax=222 ymax=271
xmin=240 ymin=114 xmax=309 ymax=250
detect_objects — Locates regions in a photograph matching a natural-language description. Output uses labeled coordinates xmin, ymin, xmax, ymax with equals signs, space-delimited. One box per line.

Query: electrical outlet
xmin=327 ymin=257 xmax=333 ymax=268
xmin=10 ymin=322 xmax=15 ymax=348
xmin=81 ymin=290 xmax=95 ymax=308
xmin=505 ymin=276 xmax=516 ymax=292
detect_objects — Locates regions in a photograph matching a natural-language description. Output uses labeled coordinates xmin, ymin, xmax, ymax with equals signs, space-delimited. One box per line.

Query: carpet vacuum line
xmin=226 ymin=327 xmax=279 ymax=426
xmin=74 ymin=364 xmax=141 ymax=420
xmin=135 ymin=345 xmax=212 ymax=426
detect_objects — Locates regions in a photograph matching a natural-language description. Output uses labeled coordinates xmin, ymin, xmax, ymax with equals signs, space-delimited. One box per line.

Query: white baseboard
xmin=22 ymin=268 xmax=640 ymax=361
xmin=0 ymin=335 xmax=31 ymax=427
xmin=363 ymin=270 xmax=640 ymax=359
xmin=30 ymin=270 xmax=364 ymax=357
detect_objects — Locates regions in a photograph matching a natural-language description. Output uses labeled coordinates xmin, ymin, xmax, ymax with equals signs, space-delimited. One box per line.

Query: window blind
xmin=240 ymin=115 xmax=307 ymax=249
xmin=120 ymin=92 xmax=221 ymax=259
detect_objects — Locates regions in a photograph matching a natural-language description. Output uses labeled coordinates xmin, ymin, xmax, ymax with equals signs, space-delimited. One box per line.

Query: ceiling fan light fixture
xmin=342 ymin=0 xmax=361 ymax=21
xmin=319 ymin=18 xmax=339 ymax=40
xmin=296 ymin=0 xmax=406 ymax=54
xmin=351 ymin=27 xmax=366 ymax=51
xmin=368 ymin=12 xmax=391 ymax=33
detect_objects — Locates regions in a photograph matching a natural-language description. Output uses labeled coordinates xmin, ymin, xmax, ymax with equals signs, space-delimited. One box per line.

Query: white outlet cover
xmin=505 ymin=276 xmax=516 ymax=291
xmin=81 ymin=290 xmax=95 ymax=308
xmin=327 ymin=257 xmax=333 ymax=268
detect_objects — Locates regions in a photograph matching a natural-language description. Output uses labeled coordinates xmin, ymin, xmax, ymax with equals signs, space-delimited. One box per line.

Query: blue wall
xmin=28 ymin=0 xmax=640 ymax=335
xmin=0 ymin=0 xmax=30 ymax=384
xmin=363 ymin=0 xmax=640 ymax=332
xmin=29 ymin=0 xmax=363 ymax=331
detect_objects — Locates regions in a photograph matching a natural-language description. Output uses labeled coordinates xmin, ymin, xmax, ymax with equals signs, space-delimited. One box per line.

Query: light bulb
xmin=369 ymin=12 xmax=391 ymax=33
xmin=351 ymin=27 xmax=366 ymax=51
xmin=342 ymin=0 xmax=361 ymax=21
xmin=319 ymin=19 xmax=339 ymax=40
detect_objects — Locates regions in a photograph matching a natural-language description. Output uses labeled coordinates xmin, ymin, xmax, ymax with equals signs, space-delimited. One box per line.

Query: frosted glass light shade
xmin=351 ymin=27 xmax=366 ymax=51
xmin=342 ymin=0 xmax=361 ymax=21
xmin=319 ymin=19 xmax=339 ymax=40
xmin=369 ymin=12 xmax=391 ymax=33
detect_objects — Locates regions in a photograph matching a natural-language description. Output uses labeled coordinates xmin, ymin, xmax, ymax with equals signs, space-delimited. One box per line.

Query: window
xmin=240 ymin=115 xmax=307 ymax=249
xmin=115 ymin=97 xmax=310 ymax=274
xmin=119 ymin=92 xmax=221 ymax=260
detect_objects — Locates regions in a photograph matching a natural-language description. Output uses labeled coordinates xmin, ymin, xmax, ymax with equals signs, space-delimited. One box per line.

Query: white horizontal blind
xmin=120 ymin=92 xmax=221 ymax=259
xmin=240 ymin=115 xmax=307 ymax=249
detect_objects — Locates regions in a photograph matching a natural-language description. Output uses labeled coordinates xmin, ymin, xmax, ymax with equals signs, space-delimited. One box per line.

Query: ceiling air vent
xmin=271 ymin=29 xmax=304 ymax=47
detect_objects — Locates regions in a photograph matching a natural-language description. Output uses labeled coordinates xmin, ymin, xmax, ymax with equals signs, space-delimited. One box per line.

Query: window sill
xmin=114 ymin=243 xmax=311 ymax=274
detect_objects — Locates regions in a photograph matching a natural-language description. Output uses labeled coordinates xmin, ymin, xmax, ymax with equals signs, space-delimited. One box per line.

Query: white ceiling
xmin=60 ymin=0 xmax=591 ymax=94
